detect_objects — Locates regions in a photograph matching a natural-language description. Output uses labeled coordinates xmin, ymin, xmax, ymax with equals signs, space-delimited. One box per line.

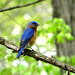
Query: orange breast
xmin=29 ymin=29 xmax=37 ymax=46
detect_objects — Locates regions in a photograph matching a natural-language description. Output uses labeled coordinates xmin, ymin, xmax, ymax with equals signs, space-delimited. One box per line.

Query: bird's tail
xmin=17 ymin=47 xmax=24 ymax=58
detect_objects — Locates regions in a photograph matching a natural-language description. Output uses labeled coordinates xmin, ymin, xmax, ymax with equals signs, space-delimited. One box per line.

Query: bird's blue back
xmin=21 ymin=27 xmax=34 ymax=47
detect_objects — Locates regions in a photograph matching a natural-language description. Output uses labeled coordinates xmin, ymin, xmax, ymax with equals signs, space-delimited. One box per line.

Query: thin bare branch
xmin=18 ymin=0 xmax=20 ymax=6
xmin=0 ymin=0 xmax=45 ymax=12
xmin=5 ymin=13 xmax=22 ymax=25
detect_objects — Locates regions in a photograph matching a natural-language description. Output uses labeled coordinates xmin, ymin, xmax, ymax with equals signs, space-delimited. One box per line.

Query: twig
xmin=18 ymin=0 xmax=20 ymax=6
xmin=32 ymin=61 xmax=38 ymax=75
xmin=68 ymin=72 xmax=70 ymax=75
xmin=0 ymin=36 xmax=75 ymax=73
xmin=0 ymin=0 xmax=45 ymax=12
xmin=5 ymin=13 xmax=21 ymax=25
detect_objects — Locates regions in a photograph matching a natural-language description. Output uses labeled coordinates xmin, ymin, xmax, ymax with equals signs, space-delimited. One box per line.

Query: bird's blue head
xmin=28 ymin=21 xmax=39 ymax=29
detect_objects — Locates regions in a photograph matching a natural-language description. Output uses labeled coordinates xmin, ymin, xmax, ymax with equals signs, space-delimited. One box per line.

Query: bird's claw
xmin=30 ymin=47 xmax=34 ymax=51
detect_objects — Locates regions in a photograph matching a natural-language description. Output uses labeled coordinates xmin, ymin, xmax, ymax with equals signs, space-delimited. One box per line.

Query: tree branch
xmin=0 ymin=36 xmax=75 ymax=73
xmin=0 ymin=0 xmax=45 ymax=12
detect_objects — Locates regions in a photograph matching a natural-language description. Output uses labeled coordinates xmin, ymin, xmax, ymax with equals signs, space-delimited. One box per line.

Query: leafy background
xmin=0 ymin=0 xmax=75 ymax=75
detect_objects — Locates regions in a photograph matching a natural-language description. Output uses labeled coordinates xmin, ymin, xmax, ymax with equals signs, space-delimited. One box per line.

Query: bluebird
xmin=17 ymin=21 xmax=39 ymax=58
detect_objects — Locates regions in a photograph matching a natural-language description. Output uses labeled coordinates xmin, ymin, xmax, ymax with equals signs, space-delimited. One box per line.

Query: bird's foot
xmin=30 ymin=47 xmax=34 ymax=51
xmin=23 ymin=49 xmax=28 ymax=56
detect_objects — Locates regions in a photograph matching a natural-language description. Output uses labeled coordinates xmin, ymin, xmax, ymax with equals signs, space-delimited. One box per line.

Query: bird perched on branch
xmin=17 ymin=21 xmax=39 ymax=58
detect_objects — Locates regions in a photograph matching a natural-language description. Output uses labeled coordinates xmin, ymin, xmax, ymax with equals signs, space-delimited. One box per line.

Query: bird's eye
xmin=32 ymin=22 xmax=36 ymax=24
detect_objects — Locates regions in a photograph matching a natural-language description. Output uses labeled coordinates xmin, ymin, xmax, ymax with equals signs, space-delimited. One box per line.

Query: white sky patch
xmin=32 ymin=45 xmax=37 ymax=50
xmin=12 ymin=25 xmax=21 ymax=35
xmin=47 ymin=33 xmax=52 ymax=38
xmin=12 ymin=60 xmax=28 ymax=67
xmin=41 ymin=71 xmax=47 ymax=75
xmin=5 ymin=55 xmax=9 ymax=58
xmin=20 ymin=61 xmax=28 ymax=67
xmin=12 ymin=60 xmax=19 ymax=67
xmin=38 ymin=61 xmax=42 ymax=67
xmin=39 ymin=47 xmax=46 ymax=53
xmin=36 ymin=37 xmax=46 ymax=45
xmin=23 ymin=14 xmax=31 ymax=20
xmin=44 ymin=51 xmax=56 ymax=57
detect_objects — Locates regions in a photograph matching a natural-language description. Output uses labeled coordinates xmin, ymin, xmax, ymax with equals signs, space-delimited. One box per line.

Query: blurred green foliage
xmin=0 ymin=0 xmax=75 ymax=75
xmin=46 ymin=18 xmax=74 ymax=44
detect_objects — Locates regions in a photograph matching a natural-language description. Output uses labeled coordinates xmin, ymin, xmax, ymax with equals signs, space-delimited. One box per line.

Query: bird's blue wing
xmin=20 ymin=28 xmax=34 ymax=47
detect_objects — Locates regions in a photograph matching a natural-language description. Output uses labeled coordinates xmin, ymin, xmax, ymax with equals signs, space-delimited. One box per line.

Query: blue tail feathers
xmin=17 ymin=47 xmax=24 ymax=58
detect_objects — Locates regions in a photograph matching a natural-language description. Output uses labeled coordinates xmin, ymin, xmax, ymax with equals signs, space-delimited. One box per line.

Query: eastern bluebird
xmin=17 ymin=21 xmax=39 ymax=58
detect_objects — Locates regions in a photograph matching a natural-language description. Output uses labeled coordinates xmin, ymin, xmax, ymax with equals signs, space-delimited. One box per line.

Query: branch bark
xmin=0 ymin=0 xmax=44 ymax=12
xmin=0 ymin=36 xmax=75 ymax=73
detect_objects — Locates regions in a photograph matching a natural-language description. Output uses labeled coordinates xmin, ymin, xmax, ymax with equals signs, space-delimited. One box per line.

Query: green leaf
xmin=46 ymin=20 xmax=51 ymax=24
xmin=65 ymin=33 xmax=74 ymax=41
xmin=0 ymin=68 xmax=12 ymax=75
xmin=65 ymin=25 xmax=71 ymax=32
xmin=71 ymin=56 xmax=75 ymax=66
xmin=0 ymin=1 xmax=3 ymax=7
xmin=57 ymin=32 xmax=65 ymax=43
xmin=45 ymin=65 xmax=53 ymax=73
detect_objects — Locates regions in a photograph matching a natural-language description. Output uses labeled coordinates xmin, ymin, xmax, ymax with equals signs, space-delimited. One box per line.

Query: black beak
xmin=37 ymin=24 xmax=40 ymax=26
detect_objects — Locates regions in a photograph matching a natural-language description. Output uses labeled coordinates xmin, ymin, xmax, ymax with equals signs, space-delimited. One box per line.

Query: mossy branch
xmin=0 ymin=36 xmax=75 ymax=73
